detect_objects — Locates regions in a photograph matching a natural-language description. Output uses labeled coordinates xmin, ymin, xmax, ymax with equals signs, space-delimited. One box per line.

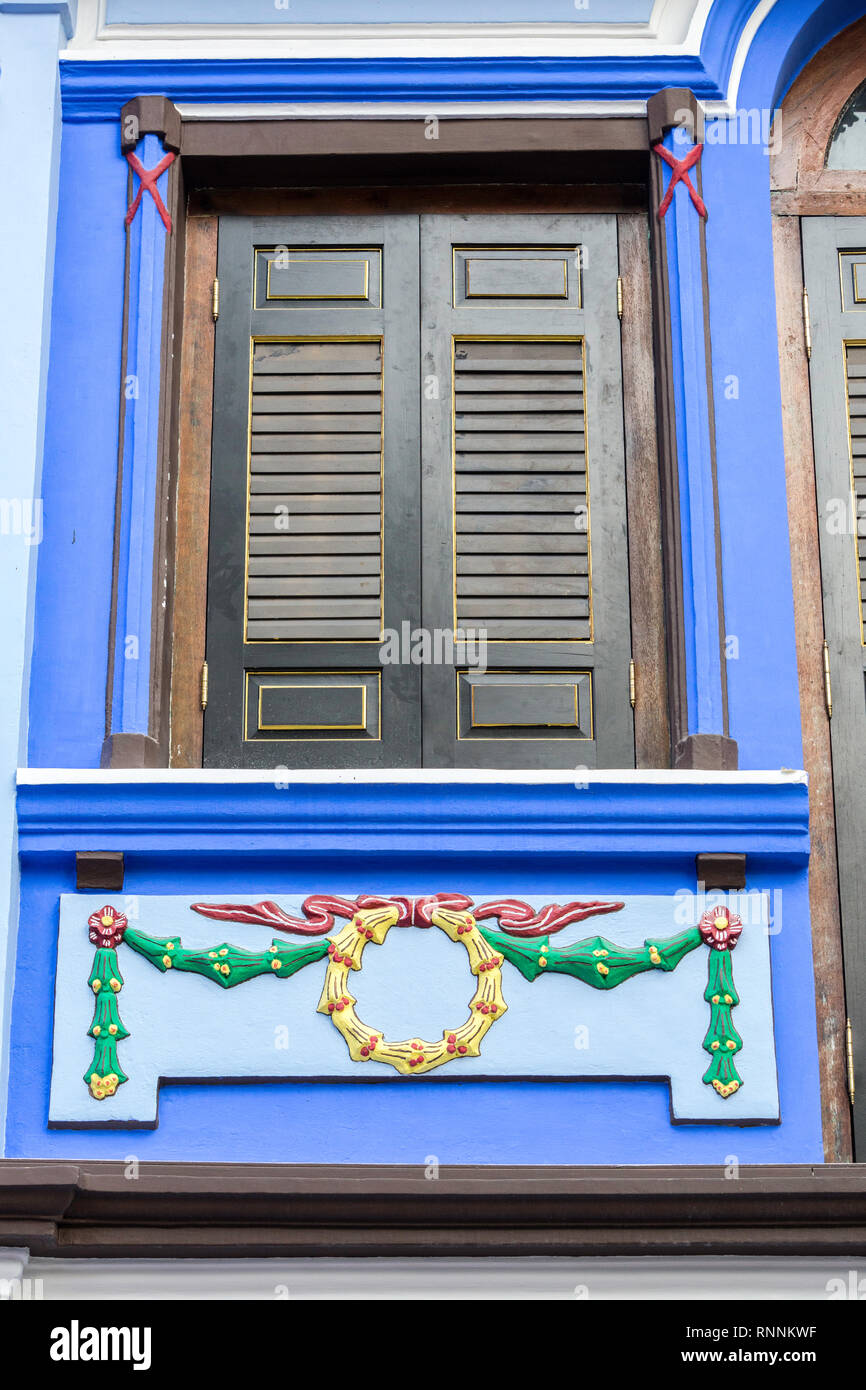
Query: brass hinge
xmin=212 ymin=278 xmax=220 ymax=322
xmin=822 ymin=639 xmax=832 ymax=718
xmin=847 ymin=1017 xmax=855 ymax=1107
xmin=802 ymin=286 xmax=812 ymax=360
xmin=200 ymin=660 xmax=209 ymax=711
xmin=616 ymin=276 xmax=624 ymax=322
xmin=629 ymin=658 xmax=636 ymax=708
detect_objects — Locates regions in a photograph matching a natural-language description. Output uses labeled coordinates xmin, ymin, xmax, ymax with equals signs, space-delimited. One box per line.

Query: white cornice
xmin=67 ymin=0 xmax=707 ymax=59
xmin=63 ymin=0 xmax=783 ymax=117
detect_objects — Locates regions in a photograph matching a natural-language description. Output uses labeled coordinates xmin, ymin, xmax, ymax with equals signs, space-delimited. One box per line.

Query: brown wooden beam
xmin=2 ymin=1162 xmax=866 ymax=1258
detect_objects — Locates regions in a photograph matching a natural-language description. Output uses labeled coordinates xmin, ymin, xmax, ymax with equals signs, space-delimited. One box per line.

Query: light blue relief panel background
xmin=105 ymin=1 xmax=656 ymax=24
xmin=49 ymin=892 xmax=778 ymax=1127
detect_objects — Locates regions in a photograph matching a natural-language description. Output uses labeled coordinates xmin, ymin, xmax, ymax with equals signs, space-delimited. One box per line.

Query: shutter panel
xmin=803 ymin=219 xmax=866 ymax=1153
xmin=202 ymin=212 xmax=635 ymax=771
xmin=202 ymin=216 xmax=421 ymax=769
xmin=454 ymin=340 xmax=590 ymax=641
xmin=420 ymin=213 xmax=634 ymax=768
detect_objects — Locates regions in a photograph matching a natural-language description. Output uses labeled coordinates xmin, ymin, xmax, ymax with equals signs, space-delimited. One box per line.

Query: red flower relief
xmin=87 ymin=905 xmax=128 ymax=949
xmin=698 ymin=906 xmax=742 ymax=951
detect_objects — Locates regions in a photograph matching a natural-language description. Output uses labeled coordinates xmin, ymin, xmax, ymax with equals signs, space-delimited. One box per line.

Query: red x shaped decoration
xmin=653 ymin=141 xmax=708 ymax=221
xmin=124 ymin=150 xmax=176 ymax=234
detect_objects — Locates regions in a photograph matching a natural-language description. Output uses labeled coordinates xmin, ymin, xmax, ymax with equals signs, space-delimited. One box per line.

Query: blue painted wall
xmin=6 ymin=788 xmax=822 ymax=1163
xmin=5 ymin=776 xmax=823 ymax=1163
xmin=18 ymin=0 xmax=866 ymax=1165
xmin=0 ymin=2 xmax=73 ymax=1153
xmin=28 ymin=122 xmax=126 ymax=768
xmin=701 ymin=0 xmax=863 ymax=769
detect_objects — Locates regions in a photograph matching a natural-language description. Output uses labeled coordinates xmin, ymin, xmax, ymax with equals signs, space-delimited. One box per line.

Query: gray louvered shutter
xmin=419 ymin=214 xmax=634 ymax=767
xmin=804 ymin=217 xmax=866 ymax=1154
xmin=203 ymin=216 xmax=421 ymax=768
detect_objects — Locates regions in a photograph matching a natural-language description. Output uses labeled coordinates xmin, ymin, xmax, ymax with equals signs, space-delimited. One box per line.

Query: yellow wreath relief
xmin=317 ymin=903 xmax=507 ymax=1074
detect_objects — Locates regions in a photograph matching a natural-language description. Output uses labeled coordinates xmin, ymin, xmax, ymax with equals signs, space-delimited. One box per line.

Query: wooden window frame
xmin=169 ymin=150 xmax=670 ymax=772
xmin=168 ymin=127 xmax=667 ymax=770
xmin=771 ymin=14 xmax=866 ymax=1162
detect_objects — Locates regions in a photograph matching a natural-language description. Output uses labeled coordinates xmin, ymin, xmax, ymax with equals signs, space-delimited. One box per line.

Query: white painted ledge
xmin=17 ymin=1253 xmax=859 ymax=1301
xmin=17 ymin=767 xmax=808 ymax=786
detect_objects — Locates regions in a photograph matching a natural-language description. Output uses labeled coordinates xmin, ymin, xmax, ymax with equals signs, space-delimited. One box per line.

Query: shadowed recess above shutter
xmin=247 ymin=338 xmax=384 ymax=641
xmin=454 ymin=338 xmax=590 ymax=640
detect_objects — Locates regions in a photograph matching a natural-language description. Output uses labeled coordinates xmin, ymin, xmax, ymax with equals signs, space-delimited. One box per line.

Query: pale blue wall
xmin=105 ymin=0 xmax=654 ymax=24
xmin=0 ymin=2 xmax=74 ymax=1151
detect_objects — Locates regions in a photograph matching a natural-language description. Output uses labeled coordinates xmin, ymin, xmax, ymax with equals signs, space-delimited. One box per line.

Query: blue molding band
xmin=16 ymin=777 xmax=811 ymax=864
xmin=58 ymin=57 xmax=724 ymax=119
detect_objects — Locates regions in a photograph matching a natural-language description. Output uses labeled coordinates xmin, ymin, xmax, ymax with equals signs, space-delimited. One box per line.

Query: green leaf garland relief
xmin=477 ymin=924 xmax=704 ymax=987
xmin=122 ymin=926 xmax=330 ymax=989
xmin=702 ymin=948 xmax=743 ymax=1098
xmin=84 ymin=946 xmax=128 ymax=1099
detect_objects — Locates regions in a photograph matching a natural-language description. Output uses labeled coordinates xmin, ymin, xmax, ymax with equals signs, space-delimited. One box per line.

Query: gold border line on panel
xmin=244 ymin=671 xmax=381 ymax=742
xmin=455 ymin=668 xmax=593 ymax=742
xmin=838 ymin=249 xmax=866 ymax=311
xmin=255 ymin=248 xmax=382 ymax=310
xmin=465 ymin=255 xmax=569 ymax=301
xmin=257 ymin=682 xmax=368 ymax=731
xmin=469 ymin=678 xmax=581 ymax=727
xmin=450 ymin=246 xmax=581 ymax=309
xmin=265 ymin=256 xmax=371 ymax=303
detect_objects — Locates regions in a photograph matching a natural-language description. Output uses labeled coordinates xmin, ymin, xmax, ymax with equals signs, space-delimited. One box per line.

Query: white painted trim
xmin=18 ymin=1252 xmax=858 ymax=1299
xmin=64 ymin=0 xmax=785 ymax=117
xmin=174 ymin=101 xmax=650 ymax=120
xmin=17 ymin=767 xmax=807 ymax=786
xmin=713 ymin=0 xmax=779 ymax=114
xmin=66 ymin=0 xmax=706 ymax=59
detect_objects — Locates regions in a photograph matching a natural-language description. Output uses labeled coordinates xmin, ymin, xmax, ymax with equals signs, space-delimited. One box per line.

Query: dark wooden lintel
xmin=1 ymin=1162 xmax=865 ymax=1258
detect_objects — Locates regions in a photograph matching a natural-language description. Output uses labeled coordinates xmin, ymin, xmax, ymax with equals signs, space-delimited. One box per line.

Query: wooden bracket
xmin=695 ymin=852 xmax=746 ymax=890
xmin=76 ymin=852 xmax=125 ymax=892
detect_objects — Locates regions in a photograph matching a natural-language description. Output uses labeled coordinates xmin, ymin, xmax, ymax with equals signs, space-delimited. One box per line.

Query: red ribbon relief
xmin=124 ymin=150 xmax=176 ymax=233
xmin=653 ymin=141 xmax=708 ymax=220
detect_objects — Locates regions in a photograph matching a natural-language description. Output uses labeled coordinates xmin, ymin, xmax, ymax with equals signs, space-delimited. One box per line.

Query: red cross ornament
xmin=653 ymin=140 xmax=708 ymax=220
xmin=124 ymin=149 xmax=176 ymax=233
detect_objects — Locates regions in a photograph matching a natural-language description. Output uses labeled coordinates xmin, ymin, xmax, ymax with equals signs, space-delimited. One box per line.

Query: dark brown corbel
xmin=695 ymin=852 xmax=747 ymax=890
xmin=120 ymin=95 xmax=182 ymax=155
xmin=76 ymin=852 xmax=125 ymax=892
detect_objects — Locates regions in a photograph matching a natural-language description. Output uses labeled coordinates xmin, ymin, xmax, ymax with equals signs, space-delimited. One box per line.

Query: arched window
xmin=828 ymin=80 xmax=866 ymax=169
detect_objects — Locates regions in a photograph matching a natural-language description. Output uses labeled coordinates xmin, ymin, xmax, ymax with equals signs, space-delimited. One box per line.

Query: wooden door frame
xmin=770 ymin=13 xmax=866 ymax=1162
xmin=171 ymin=182 xmax=667 ymax=770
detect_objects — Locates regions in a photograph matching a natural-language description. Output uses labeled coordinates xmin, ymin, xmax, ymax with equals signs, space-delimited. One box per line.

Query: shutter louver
xmin=247 ymin=339 xmax=383 ymax=641
xmin=454 ymin=339 xmax=590 ymax=640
